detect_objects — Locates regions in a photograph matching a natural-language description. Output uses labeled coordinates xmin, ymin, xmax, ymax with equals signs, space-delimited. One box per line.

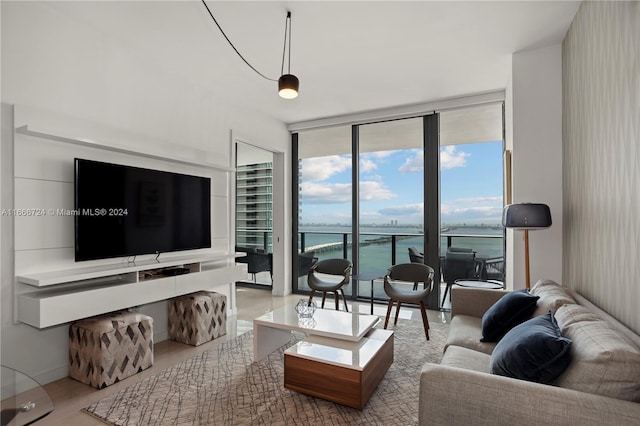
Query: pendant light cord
xmin=201 ymin=0 xmax=278 ymax=82
xmin=281 ymin=11 xmax=292 ymax=76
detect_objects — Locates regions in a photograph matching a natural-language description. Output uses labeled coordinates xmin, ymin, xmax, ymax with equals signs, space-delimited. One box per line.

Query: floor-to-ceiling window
xmin=438 ymin=103 xmax=505 ymax=309
xmin=293 ymin=116 xmax=438 ymax=310
xmin=295 ymin=125 xmax=353 ymax=292
xmin=292 ymin=102 xmax=504 ymax=310
xmin=357 ymin=117 xmax=425 ymax=305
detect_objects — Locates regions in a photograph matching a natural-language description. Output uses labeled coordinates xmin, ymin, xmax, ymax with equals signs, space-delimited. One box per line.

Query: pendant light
xmin=278 ymin=12 xmax=299 ymax=99
xmin=201 ymin=2 xmax=300 ymax=99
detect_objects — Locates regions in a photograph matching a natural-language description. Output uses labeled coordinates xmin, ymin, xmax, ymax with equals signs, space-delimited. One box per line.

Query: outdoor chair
xmin=383 ymin=263 xmax=435 ymax=340
xmin=441 ymin=248 xmax=481 ymax=304
xmin=408 ymin=247 xmax=424 ymax=263
xmin=297 ymin=251 xmax=318 ymax=277
xmin=479 ymin=256 xmax=505 ymax=282
xmin=307 ymin=258 xmax=352 ymax=311
xmin=236 ymin=247 xmax=272 ymax=283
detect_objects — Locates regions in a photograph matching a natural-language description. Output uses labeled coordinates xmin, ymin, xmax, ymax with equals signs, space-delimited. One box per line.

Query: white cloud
xmin=300 ymin=182 xmax=352 ymax=203
xmin=359 ymin=181 xmax=396 ymax=201
xmin=441 ymin=145 xmax=470 ymax=170
xmin=368 ymin=151 xmax=395 ymax=159
xmin=455 ymin=196 xmax=503 ymax=204
xmin=441 ymin=195 xmax=504 ymax=223
xmin=301 ymin=180 xmax=396 ymax=204
xmin=396 ymin=146 xmax=470 ymax=174
xmin=398 ymin=150 xmax=424 ymax=173
xmin=359 ymin=158 xmax=377 ymax=173
xmin=300 ymin=155 xmax=351 ymax=181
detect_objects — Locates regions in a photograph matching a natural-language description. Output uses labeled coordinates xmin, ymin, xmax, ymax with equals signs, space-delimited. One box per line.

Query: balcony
xmin=296 ymin=228 xmax=504 ymax=310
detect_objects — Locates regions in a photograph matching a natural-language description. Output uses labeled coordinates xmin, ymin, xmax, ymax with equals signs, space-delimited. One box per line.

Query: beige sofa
xmin=419 ymin=280 xmax=640 ymax=425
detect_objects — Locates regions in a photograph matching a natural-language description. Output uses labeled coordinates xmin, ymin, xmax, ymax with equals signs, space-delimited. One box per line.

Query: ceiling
xmin=50 ymin=1 xmax=581 ymax=125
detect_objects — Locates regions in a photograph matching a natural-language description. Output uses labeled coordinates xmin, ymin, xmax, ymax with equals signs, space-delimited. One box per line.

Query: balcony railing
xmin=299 ymin=230 xmax=503 ymax=265
xmin=297 ymin=230 xmax=505 ymax=307
xmin=237 ymin=229 xmax=272 ymax=253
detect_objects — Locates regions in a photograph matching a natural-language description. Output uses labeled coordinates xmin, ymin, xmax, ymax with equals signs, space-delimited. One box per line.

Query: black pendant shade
xmin=278 ymin=74 xmax=299 ymax=99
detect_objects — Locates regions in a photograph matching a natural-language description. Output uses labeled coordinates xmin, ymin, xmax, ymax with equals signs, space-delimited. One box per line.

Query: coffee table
xmin=284 ymin=328 xmax=393 ymax=409
xmin=253 ymin=304 xmax=380 ymax=361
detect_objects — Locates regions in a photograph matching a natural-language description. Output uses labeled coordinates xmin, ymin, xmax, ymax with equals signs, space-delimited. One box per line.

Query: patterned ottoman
xmin=68 ymin=311 xmax=154 ymax=389
xmin=168 ymin=291 xmax=227 ymax=346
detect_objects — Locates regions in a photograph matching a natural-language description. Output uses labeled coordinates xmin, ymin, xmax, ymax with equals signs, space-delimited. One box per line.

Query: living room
xmin=1 ymin=1 xmax=638 ymax=425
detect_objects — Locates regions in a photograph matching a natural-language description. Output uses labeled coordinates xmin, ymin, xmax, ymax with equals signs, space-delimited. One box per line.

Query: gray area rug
xmin=84 ymin=317 xmax=447 ymax=425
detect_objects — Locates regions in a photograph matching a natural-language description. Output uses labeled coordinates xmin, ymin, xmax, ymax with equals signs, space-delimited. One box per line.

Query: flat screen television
xmin=74 ymin=158 xmax=211 ymax=261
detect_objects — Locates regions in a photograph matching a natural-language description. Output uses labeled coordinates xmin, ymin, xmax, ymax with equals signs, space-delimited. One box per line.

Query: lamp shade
xmin=278 ymin=74 xmax=299 ymax=99
xmin=502 ymin=203 xmax=552 ymax=229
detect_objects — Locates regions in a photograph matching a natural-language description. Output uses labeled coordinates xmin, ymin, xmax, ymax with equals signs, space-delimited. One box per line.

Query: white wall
xmin=507 ymin=44 xmax=564 ymax=289
xmin=1 ymin=1 xmax=289 ymax=384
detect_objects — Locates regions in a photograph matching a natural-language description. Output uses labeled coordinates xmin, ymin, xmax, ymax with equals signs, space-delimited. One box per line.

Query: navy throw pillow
xmin=480 ymin=289 xmax=539 ymax=342
xmin=490 ymin=311 xmax=572 ymax=384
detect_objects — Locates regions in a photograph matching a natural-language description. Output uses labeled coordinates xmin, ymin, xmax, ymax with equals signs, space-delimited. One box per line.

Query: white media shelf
xmin=16 ymin=253 xmax=247 ymax=329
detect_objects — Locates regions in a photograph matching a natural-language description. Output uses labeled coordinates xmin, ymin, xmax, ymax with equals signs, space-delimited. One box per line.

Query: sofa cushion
xmin=480 ymin=289 xmax=539 ymax=342
xmin=490 ymin=311 xmax=572 ymax=384
xmin=446 ymin=315 xmax=496 ymax=355
xmin=531 ymin=279 xmax=577 ymax=317
xmin=441 ymin=345 xmax=491 ymax=373
xmin=554 ymin=304 xmax=640 ymax=402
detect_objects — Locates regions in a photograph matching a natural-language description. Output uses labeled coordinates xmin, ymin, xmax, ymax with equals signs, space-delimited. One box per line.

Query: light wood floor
xmin=37 ymin=287 xmax=449 ymax=425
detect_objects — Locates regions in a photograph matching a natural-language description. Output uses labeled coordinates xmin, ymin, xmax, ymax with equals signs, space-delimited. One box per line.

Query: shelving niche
xmin=16 ymin=254 xmax=247 ymax=329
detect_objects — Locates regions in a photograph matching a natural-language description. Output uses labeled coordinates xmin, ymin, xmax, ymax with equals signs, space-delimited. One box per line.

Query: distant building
xmin=236 ymin=162 xmax=273 ymax=251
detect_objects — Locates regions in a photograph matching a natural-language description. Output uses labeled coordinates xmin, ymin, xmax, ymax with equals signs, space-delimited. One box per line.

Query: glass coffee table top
xmin=1 ymin=366 xmax=53 ymax=426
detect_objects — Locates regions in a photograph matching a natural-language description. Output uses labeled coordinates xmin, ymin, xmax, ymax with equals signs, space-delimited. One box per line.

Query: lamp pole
xmin=523 ymin=229 xmax=531 ymax=290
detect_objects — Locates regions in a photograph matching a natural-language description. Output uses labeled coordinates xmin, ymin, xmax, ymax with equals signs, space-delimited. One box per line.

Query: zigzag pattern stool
xmin=168 ymin=291 xmax=227 ymax=346
xmin=68 ymin=311 xmax=154 ymax=389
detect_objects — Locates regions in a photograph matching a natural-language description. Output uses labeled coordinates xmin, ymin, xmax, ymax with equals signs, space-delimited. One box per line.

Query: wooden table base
xmin=284 ymin=328 xmax=393 ymax=409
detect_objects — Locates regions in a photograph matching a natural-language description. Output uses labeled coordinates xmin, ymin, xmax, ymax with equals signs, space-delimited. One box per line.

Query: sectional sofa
xmin=419 ymin=280 xmax=640 ymax=425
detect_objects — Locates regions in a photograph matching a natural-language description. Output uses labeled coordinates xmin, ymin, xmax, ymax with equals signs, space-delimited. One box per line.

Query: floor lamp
xmin=502 ymin=203 xmax=552 ymax=290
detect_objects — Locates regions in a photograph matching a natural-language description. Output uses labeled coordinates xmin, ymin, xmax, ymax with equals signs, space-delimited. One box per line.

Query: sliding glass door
xmin=293 ymin=116 xmax=439 ymax=309
xmin=438 ymin=104 xmax=505 ymax=309
xmin=357 ymin=118 xmax=427 ymax=307
xmin=294 ymin=125 xmax=353 ymax=292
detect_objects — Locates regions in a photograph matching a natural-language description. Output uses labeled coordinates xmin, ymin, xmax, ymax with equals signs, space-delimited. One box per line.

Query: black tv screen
xmin=74 ymin=158 xmax=211 ymax=261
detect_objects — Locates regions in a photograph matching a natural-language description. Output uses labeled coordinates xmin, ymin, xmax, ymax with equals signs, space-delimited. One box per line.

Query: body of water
xmin=299 ymin=225 xmax=504 ymax=272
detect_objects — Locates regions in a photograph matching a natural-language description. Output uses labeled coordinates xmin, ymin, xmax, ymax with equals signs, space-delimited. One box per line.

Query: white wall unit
xmin=1 ymin=1 xmax=289 ymax=386
xmin=17 ymin=254 xmax=246 ymax=329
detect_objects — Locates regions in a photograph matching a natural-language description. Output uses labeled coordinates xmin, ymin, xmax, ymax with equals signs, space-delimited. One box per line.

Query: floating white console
xmin=16 ymin=254 xmax=247 ymax=329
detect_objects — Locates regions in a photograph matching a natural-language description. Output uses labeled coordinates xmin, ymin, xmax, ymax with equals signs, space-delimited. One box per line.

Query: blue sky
xmin=300 ymin=141 xmax=504 ymax=226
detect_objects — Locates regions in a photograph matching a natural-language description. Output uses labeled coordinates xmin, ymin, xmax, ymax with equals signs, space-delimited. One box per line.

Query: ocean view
xmin=299 ymin=225 xmax=504 ymax=272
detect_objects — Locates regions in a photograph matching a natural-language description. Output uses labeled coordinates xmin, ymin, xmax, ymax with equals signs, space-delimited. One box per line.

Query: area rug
xmin=84 ymin=318 xmax=448 ymax=425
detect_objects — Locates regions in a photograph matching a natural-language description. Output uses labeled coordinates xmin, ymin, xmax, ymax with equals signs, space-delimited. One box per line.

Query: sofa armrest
xmin=450 ymin=286 xmax=509 ymax=318
xmin=419 ymin=363 xmax=640 ymax=426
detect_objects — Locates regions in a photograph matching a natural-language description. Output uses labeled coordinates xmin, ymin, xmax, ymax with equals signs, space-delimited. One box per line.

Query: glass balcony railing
xmin=299 ymin=230 xmax=503 ymax=266
xmin=297 ymin=229 xmax=505 ymax=307
xmin=237 ymin=229 xmax=272 ymax=253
